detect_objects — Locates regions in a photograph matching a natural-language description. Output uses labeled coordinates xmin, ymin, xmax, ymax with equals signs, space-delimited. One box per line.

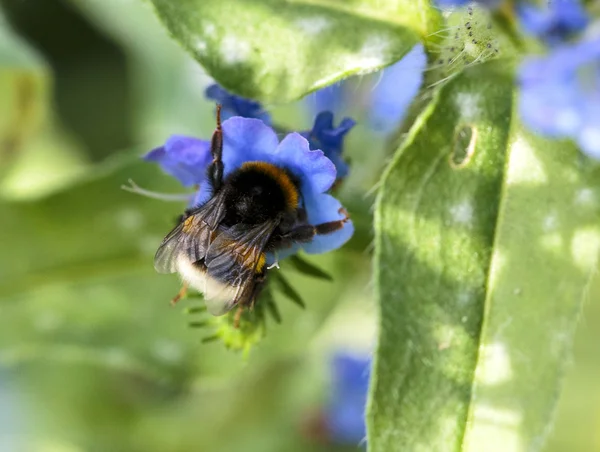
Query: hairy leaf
xmin=145 ymin=0 xmax=441 ymax=102
xmin=369 ymin=59 xmax=600 ymax=451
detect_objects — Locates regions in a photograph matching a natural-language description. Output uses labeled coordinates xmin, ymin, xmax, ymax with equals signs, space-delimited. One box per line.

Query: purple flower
xmin=205 ymin=84 xmax=271 ymax=124
xmin=301 ymin=112 xmax=355 ymax=180
xmin=326 ymin=353 xmax=371 ymax=445
xmin=517 ymin=0 xmax=589 ymax=45
xmin=145 ymin=117 xmax=354 ymax=255
xmin=519 ymin=37 xmax=600 ymax=159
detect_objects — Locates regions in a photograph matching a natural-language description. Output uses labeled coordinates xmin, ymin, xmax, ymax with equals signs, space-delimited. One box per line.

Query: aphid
xmin=154 ymin=106 xmax=349 ymax=325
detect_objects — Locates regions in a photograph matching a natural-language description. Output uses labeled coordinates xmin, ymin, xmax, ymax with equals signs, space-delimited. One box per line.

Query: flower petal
xmin=144 ymin=135 xmax=211 ymax=187
xmin=302 ymin=193 xmax=354 ymax=254
xmin=221 ymin=117 xmax=280 ymax=174
xmin=276 ymin=133 xmax=337 ymax=194
xmin=205 ymin=83 xmax=271 ymax=123
xmin=368 ymin=44 xmax=426 ymax=133
xmin=519 ymin=37 xmax=600 ymax=160
xmin=517 ymin=0 xmax=589 ymax=45
xmin=301 ymin=112 xmax=355 ymax=180
xmin=326 ymin=353 xmax=371 ymax=445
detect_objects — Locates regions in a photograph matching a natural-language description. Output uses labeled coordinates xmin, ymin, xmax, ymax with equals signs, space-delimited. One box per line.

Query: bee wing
xmin=153 ymin=194 xmax=227 ymax=274
xmin=202 ymin=221 xmax=277 ymax=315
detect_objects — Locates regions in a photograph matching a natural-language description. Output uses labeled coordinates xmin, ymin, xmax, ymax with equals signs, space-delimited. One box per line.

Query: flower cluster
xmin=431 ymin=0 xmax=599 ymax=160
xmin=140 ymin=38 xmax=429 ymax=346
xmin=516 ymin=1 xmax=600 ymax=159
xmin=519 ymin=38 xmax=600 ymax=159
xmin=517 ymin=0 xmax=589 ymax=45
xmin=146 ymin=87 xmax=355 ymax=257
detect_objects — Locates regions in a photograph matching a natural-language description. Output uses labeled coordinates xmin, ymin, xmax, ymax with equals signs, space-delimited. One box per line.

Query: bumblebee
xmin=155 ymin=106 xmax=349 ymax=323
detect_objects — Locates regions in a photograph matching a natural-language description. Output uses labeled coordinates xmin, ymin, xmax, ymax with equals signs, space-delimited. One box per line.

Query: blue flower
xmin=326 ymin=353 xmax=371 ymax=445
xmin=301 ymin=112 xmax=355 ymax=180
xmin=305 ymin=44 xmax=426 ymax=135
xmin=144 ymin=135 xmax=211 ymax=187
xmin=435 ymin=0 xmax=501 ymax=8
xmin=519 ymin=37 xmax=600 ymax=159
xmin=146 ymin=117 xmax=354 ymax=254
xmin=205 ymin=84 xmax=271 ymax=124
xmin=311 ymin=83 xmax=346 ymax=114
xmin=517 ymin=0 xmax=589 ymax=45
xmin=367 ymin=44 xmax=427 ymax=133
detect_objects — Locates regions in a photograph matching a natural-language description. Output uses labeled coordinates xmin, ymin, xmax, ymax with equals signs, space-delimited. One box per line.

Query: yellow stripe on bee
xmin=182 ymin=215 xmax=195 ymax=233
xmin=256 ymin=253 xmax=266 ymax=273
xmin=241 ymin=161 xmax=299 ymax=209
xmin=217 ymin=234 xmax=267 ymax=273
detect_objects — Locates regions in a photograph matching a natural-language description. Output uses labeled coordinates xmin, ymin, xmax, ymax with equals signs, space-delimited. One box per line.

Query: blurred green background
xmin=0 ymin=1 xmax=598 ymax=451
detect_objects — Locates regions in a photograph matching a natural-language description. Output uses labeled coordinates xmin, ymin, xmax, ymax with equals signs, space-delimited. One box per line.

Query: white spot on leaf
xmin=295 ymin=17 xmax=331 ymax=35
xmin=457 ymin=291 xmax=473 ymax=305
xmin=220 ymin=35 xmax=251 ymax=64
xmin=435 ymin=324 xmax=456 ymax=350
xmin=540 ymin=232 xmax=563 ymax=253
xmin=542 ymin=212 xmax=558 ymax=232
xmin=349 ymin=35 xmax=391 ymax=69
xmin=193 ymin=37 xmax=207 ymax=54
xmin=570 ymin=228 xmax=600 ymax=272
xmin=478 ymin=342 xmax=513 ymax=385
xmin=507 ymin=137 xmax=548 ymax=185
xmin=575 ymin=188 xmax=596 ymax=206
xmin=465 ymin=405 xmax=523 ymax=452
xmin=454 ymin=92 xmax=482 ymax=121
xmin=202 ymin=23 xmax=216 ymax=36
xmin=450 ymin=199 xmax=474 ymax=225
xmin=473 ymin=405 xmax=521 ymax=426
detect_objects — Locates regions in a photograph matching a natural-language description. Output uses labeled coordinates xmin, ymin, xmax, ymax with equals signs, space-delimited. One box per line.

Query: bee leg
xmin=233 ymin=305 xmax=244 ymax=329
xmin=170 ymin=282 xmax=189 ymax=306
xmin=250 ymin=275 xmax=267 ymax=310
xmin=267 ymin=209 xmax=349 ymax=249
xmin=207 ymin=104 xmax=224 ymax=192
xmin=314 ymin=208 xmax=350 ymax=235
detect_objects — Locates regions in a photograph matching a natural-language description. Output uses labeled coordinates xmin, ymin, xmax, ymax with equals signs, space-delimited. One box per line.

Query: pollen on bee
xmin=256 ymin=253 xmax=267 ymax=273
xmin=182 ymin=216 xmax=195 ymax=233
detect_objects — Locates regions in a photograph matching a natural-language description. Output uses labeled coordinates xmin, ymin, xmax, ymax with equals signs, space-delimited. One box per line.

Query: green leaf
xmin=144 ymin=0 xmax=438 ymax=102
xmin=272 ymin=272 xmax=306 ymax=309
xmin=287 ymin=254 xmax=333 ymax=281
xmin=368 ymin=59 xmax=600 ymax=451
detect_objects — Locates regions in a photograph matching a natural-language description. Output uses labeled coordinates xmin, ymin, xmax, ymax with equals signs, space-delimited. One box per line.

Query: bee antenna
xmin=216 ymin=104 xmax=222 ymax=130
